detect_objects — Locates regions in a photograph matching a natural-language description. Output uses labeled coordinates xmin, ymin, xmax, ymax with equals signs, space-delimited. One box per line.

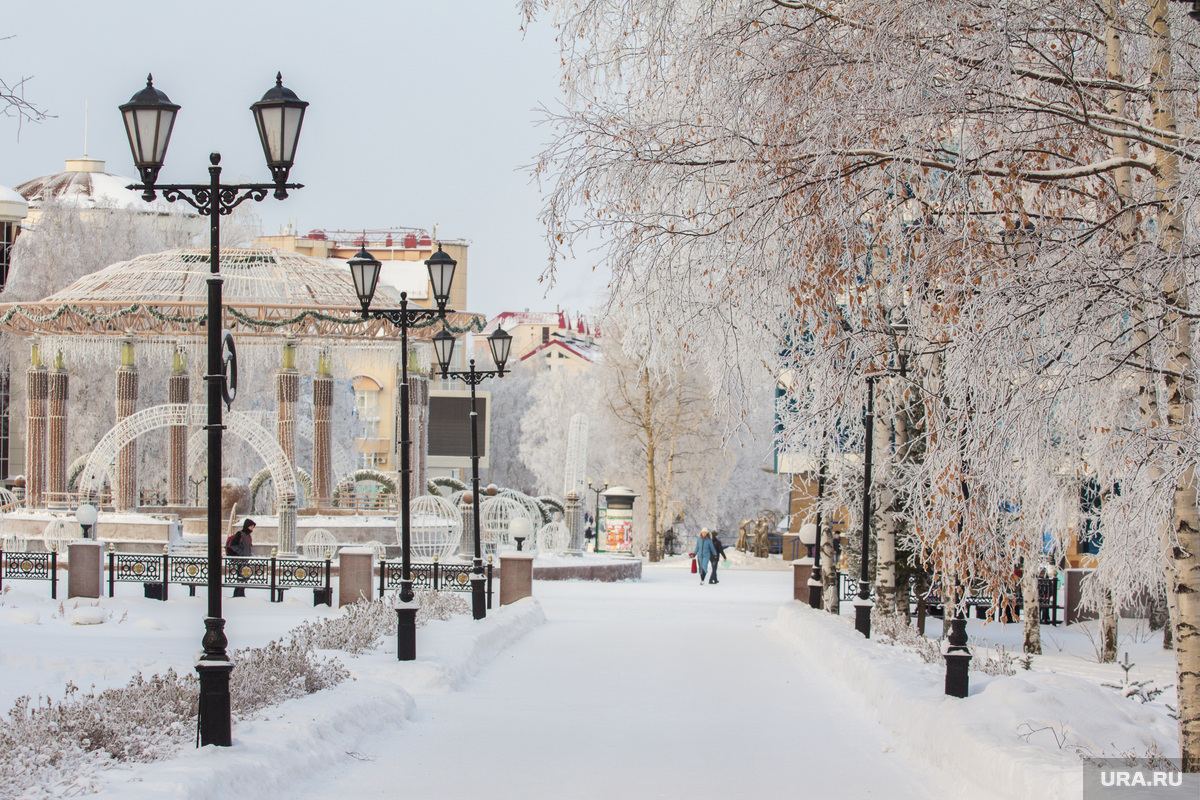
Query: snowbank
xmin=772 ymin=604 xmax=1177 ymax=800
xmin=91 ymin=599 xmax=545 ymax=800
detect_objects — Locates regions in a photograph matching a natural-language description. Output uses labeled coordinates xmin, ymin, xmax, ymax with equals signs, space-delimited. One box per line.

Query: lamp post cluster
xmin=814 ymin=314 xmax=970 ymax=696
xmin=117 ymin=71 xmax=308 ymax=747
xmin=348 ymin=244 xmax=457 ymax=661
xmin=430 ymin=327 xmax=513 ymax=620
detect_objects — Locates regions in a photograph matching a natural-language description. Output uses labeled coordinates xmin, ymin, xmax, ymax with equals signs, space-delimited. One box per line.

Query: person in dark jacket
xmin=709 ymin=531 xmax=728 ymax=584
xmin=227 ymin=519 xmax=255 ymax=597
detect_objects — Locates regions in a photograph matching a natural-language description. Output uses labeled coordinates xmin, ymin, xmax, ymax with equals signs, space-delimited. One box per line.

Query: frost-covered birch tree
xmin=526 ymin=0 xmax=1200 ymax=767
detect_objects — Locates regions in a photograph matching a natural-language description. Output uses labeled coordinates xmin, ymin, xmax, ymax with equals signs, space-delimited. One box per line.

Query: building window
xmin=353 ymin=377 xmax=382 ymax=439
xmin=357 ymin=451 xmax=385 ymax=469
xmin=541 ymin=326 xmax=549 ymax=343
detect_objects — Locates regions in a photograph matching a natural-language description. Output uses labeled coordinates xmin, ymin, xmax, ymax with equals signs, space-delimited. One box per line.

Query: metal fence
xmin=379 ymin=558 xmax=494 ymax=609
xmin=0 ymin=550 xmax=57 ymax=598
xmin=108 ymin=552 xmax=332 ymax=605
xmin=836 ymin=572 xmax=1060 ymax=624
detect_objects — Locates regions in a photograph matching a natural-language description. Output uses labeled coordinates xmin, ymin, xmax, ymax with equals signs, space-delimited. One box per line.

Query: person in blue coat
xmin=694 ymin=529 xmax=716 ymax=585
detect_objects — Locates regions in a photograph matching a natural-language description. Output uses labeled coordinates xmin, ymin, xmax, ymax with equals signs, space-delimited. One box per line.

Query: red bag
xmin=690 ymin=555 xmax=698 ymax=574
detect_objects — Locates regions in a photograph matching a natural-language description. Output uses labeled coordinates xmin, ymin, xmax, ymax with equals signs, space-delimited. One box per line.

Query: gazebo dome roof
xmin=46 ymin=247 xmax=389 ymax=308
xmin=0 ymin=247 xmax=483 ymax=341
xmin=15 ymin=157 xmax=196 ymax=216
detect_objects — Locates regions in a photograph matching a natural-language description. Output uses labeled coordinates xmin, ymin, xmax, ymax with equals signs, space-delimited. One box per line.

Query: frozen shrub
xmin=231 ymin=638 xmax=349 ymax=714
xmin=290 ymin=589 xmax=471 ymax=654
xmin=0 ymin=633 xmax=347 ymax=798
xmin=872 ymin=613 xmax=942 ymax=664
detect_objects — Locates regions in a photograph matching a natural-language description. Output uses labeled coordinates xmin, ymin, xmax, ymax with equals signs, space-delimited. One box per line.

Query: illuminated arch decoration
xmin=77 ymin=403 xmax=301 ymax=552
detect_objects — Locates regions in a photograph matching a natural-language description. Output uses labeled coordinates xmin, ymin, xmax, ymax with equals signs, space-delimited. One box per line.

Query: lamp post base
xmin=470 ymin=572 xmax=486 ymax=621
xmin=807 ymin=580 xmax=822 ymax=610
xmin=944 ymin=606 xmax=971 ymax=697
xmin=944 ymin=651 xmax=971 ymax=698
xmin=396 ymin=579 xmax=418 ymax=661
xmin=853 ymin=599 xmax=873 ymax=639
xmin=195 ymin=655 xmax=233 ymax=746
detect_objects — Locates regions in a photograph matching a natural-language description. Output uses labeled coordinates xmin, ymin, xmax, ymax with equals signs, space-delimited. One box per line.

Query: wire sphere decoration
xmin=0 ymin=487 xmax=19 ymax=512
xmin=301 ymin=528 xmax=338 ymax=560
xmin=360 ymin=540 xmax=388 ymax=561
xmin=536 ymin=520 xmax=571 ymax=555
xmin=42 ymin=517 xmax=80 ymax=554
xmin=479 ymin=495 xmax=535 ymax=553
xmin=407 ymin=494 xmax=464 ymax=560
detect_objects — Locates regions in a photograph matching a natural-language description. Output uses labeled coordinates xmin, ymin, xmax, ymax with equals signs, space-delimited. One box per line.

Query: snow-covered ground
xmin=288 ymin=567 xmax=977 ymax=800
xmin=0 ymin=563 xmax=1177 ymax=799
xmin=0 ymin=583 xmax=342 ymax=711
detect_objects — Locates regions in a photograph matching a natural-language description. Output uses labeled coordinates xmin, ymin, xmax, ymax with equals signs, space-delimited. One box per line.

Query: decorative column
xmin=168 ymin=348 xmax=189 ymax=506
xmin=276 ymin=337 xmax=299 ymax=468
xmin=564 ymin=491 xmax=583 ymax=553
xmin=25 ymin=341 xmax=47 ymax=508
xmin=458 ymin=492 xmax=475 ymax=556
xmin=312 ymin=351 xmax=333 ymax=507
xmin=115 ymin=338 xmax=138 ymax=511
xmin=47 ymin=351 xmax=68 ymax=503
xmin=278 ymin=497 xmax=297 ymax=555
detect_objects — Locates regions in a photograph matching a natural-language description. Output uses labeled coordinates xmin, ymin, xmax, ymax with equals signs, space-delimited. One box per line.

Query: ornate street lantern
xmin=425 ymin=246 xmax=457 ymax=311
xmin=250 ymin=73 xmax=309 ymax=197
xmin=488 ymin=327 xmax=513 ymax=373
xmin=119 ymin=75 xmax=180 ymax=198
xmin=432 ymin=328 xmax=457 ymax=375
xmin=348 ymin=246 xmax=382 ymax=313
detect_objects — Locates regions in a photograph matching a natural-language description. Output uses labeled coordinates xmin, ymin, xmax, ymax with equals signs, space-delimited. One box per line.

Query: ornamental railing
xmin=108 ymin=551 xmax=332 ymax=605
xmin=837 ymin=572 xmax=1060 ymax=625
xmin=379 ymin=557 xmax=494 ymax=609
xmin=0 ymin=550 xmax=57 ymax=598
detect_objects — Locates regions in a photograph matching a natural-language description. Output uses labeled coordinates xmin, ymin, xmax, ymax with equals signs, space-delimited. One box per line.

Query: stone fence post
xmin=338 ymin=547 xmax=376 ymax=607
xmin=499 ymin=552 xmax=534 ymax=606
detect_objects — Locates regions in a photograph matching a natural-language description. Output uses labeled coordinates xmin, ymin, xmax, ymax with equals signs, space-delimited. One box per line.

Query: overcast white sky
xmin=1 ymin=1 xmax=608 ymax=318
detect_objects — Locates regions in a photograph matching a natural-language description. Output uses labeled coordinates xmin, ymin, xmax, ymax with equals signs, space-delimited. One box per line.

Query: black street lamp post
xmin=854 ymin=376 xmax=877 ymax=638
xmin=807 ymin=459 xmax=826 ymax=609
xmin=118 ymin=72 xmax=307 ymax=747
xmin=587 ymin=481 xmax=607 ymax=552
xmin=431 ymin=328 xmax=513 ymax=621
xmin=348 ymin=244 xmax=457 ymax=661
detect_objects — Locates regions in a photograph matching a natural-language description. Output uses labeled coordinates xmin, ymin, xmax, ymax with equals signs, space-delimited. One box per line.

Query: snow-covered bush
xmin=290 ymin=589 xmax=470 ymax=655
xmin=872 ymin=613 xmax=941 ymax=664
xmin=231 ymin=638 xmax=348 ymax=714
xmin=0 ymin=633 xmax=346 ymax=798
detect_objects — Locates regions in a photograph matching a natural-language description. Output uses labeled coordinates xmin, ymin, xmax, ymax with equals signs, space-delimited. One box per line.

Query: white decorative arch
xmin=78 ymin=404 xmax=301 ymax=552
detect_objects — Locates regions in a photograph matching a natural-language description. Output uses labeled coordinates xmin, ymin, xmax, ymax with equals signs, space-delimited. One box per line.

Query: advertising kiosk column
xmin=598 ymin=486 xmax=638 ymax=554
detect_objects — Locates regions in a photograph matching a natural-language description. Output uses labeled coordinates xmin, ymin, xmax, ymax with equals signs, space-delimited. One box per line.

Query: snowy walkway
xmin=296 ymin=566 xmax=961 ymax=800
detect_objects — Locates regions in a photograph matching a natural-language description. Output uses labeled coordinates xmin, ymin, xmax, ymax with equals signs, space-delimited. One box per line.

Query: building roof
xmin=0 ymin=247 xmax=483 ymax=341
xmin=482 ymin=309 xmax=600 ymax=336
xmin=519 ymin=338 xmax=600 ymax=364
xmin=15 ymin=157 xmax=196 ymax=216
xmin=0 ymin=185 xmax=27 ymax=224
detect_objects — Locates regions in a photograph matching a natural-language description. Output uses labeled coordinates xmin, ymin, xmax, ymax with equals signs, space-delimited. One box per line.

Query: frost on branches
xmin=526 ymin=0 xmax=1200 ymax=768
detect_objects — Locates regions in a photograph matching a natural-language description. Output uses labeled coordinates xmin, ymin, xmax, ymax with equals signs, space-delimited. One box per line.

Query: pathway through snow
xmin=296 ymin=566 xmax=968 ymax=799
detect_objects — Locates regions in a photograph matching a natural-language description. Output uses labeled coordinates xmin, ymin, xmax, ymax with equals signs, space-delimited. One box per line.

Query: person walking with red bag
xmin=693 ymin=529 xmax=716 ymax=586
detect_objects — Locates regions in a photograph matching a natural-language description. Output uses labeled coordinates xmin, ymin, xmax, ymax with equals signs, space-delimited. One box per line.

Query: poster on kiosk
xmin=597 ymin=486 xmax=638 ymax=554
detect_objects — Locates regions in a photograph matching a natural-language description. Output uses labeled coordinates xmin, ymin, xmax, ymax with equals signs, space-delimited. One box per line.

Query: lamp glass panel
xmin=257 ymin=106 xmax=285 ymax=163
xmin=281 ymin=106 xmax=304 ymax=162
